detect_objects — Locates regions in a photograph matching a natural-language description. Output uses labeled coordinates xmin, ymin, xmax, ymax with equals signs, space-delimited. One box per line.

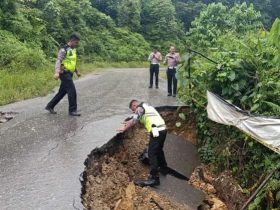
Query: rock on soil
xmin=161 ymin=109 xmax=198 ymax=145
xmin=190 ymin=166 xmax=248 ymax=210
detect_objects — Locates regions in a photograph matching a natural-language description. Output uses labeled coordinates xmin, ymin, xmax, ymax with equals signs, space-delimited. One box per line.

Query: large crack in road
xmin=81 ymin=108 xmax=205 ymax=210
xmin=0 ymin=69 xmax=180 ymax=210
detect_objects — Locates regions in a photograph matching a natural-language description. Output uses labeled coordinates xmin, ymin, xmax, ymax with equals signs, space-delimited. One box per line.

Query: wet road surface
xmin=155 ymin=134 xmax=205 ymax=209
xmin=0 ymin=68 xmax=178 ymax=210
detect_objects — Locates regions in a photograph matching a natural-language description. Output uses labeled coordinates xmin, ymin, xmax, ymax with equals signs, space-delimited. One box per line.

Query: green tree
xmin=91 ymin=0 xmax=120 ymax=19
xmin=0 ymin=0 xmax=17 ymax=15
xmin=141 ymin=0 xmax=184 ymax=49
xmin=117 ymin=0 xmax=141 ymax=32
xmin=172 ymin=0 xmax=280 ymax=29
xmin=187 ymin=2 xmax=262 ymax=49
xmin=178 ymin=13 xmax=280 ymax=208
xmin=173 ymin=0 xmax=206 ymax=31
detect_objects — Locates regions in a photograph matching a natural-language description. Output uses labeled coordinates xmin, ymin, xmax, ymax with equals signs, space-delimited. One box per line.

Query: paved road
xmin=156 ymin=134 xmax=205 ymax=209
xmin=0 ymin=68 xmax=178 ymax=210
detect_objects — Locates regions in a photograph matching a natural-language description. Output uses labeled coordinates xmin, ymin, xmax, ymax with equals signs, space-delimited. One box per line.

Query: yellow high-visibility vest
xmin=62 ymin=47 xmax=77 ymax=72
xmin=139 ymin=103 xmax=165 ymax=132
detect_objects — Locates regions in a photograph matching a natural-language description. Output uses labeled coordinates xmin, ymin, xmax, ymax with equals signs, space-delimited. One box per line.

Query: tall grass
xmin=0 ymin=62 xmax=148 ymax=106
xmin=0 ymin=67 xmax=56 ymax=106
xmin=79 ymin=61 xmax=148 ymax=74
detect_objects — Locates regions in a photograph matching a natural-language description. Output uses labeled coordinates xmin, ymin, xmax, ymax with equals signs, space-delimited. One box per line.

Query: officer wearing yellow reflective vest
xmin=116 ymin=100 xmax=168 ymax=187
xmin=45 ymin=34 xmax=81 ymax=116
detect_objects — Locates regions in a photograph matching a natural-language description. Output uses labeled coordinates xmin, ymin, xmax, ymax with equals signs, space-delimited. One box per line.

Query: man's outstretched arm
xmin=116 ymin=119 xmax=136 ymax=132
xmin=116 ymin=107 xmax=144 ymax=133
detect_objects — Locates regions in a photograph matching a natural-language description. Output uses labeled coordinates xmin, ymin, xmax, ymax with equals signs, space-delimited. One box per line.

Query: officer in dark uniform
xmin=116 ymin=99 xmax=168 ymax=187
xmin=45 ymin=34 xmax=81 ymax=116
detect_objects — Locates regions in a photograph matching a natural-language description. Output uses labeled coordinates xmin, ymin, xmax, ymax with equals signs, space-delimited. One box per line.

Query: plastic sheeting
xmin=207 ymin=91 xmax=280 ymax=155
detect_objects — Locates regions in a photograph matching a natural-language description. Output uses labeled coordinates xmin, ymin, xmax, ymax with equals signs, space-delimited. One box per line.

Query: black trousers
xmin=149 ymin=64 xmax=159 ymax=87
xmin=166 ymin=68 xmax=177 ymax=95
xmin=47 ymin=71 xmax=77 ymax=112
xmin=148 ymin=130 xmax=167 ymax=177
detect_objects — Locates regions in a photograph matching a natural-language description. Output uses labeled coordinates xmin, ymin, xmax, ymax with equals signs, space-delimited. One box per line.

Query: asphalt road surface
xmin=0 ymin=68 xmax=180 ymax=210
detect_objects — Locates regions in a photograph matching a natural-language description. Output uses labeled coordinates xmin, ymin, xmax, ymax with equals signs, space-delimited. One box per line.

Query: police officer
xmin=116 ymin=100 xmax=168 ymax=187
xmin=45 ymin=34 xmax=81 ymax=116
xmin=148 ymin=48 xmax=162 ymax=89
xmin=164 ymin=46 xmax=180 ymax=97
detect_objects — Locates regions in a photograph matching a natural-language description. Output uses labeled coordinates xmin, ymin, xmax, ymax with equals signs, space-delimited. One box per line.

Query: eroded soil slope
xmin=82 ymin=127 xmax=191 ymax=210
xmin=82 ymin=109 xmax=247 ymax=210
xmin=82 ymin=109 xmax=196 ymax=210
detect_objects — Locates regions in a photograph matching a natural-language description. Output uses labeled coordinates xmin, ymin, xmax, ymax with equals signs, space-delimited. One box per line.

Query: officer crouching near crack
xmin=116 ymin=100 xmax=168 ymax=187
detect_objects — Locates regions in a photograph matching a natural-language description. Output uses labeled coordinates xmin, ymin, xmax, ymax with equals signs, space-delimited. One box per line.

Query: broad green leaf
xmin=276 ymin=191 xmax=280 ymax=201
xmin=178 ymin=113 xmax=186 ymax=121
xmin=251 ymin=104 xmax=259 ymax=112
xmin=229 ymin=71 xmax=236 ymax=81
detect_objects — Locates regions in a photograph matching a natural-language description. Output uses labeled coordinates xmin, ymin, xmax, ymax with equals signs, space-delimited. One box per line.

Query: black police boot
xmin=159 ymin=167 xmax=169 ymax=176
xmin=134 ymin=175 xmax=160 ymax=187
xmin=45 ymin=106 xmax=57 ymax=114
xmin=138 ymin=148 xmax=150 ymax=165
xmin=69 ymin=111 xmax=81 ymax=116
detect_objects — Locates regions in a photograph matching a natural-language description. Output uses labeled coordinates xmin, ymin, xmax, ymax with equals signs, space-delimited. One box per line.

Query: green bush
xmin=187 ymin=2 xmax=262 ymax=50
xmin=179 ymin=12 xmax=280 ymax=208
xmin=0 ymin=30 xmax=47 ymax=71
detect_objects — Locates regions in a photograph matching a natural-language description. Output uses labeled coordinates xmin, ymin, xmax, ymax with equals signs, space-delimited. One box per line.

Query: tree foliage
xmin=117 ymin=0 xmax=141 ymax=32
xmin=173 ymin=0 xmax=206 ymax=30
xmin=0 ymin=0 xmax=276 ymax=73
xmin=140 ymin=0 xmax=184 ymax=49
xmin=177 ymin=4 xmax=280 ymax=205
xmin=187 ymin=2 xmax=262 ymax=49
xmin=173 ymin=0 xmax=279 ymax=29
xmin=0 ymin=0 xmax=151 ymax=72
xmin=91 ymin=0 xmax=120 ymax=19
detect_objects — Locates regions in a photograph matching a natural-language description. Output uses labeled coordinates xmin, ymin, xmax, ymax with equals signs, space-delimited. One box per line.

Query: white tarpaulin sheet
xmin=207 ymin=91 xmax=280 ymax=154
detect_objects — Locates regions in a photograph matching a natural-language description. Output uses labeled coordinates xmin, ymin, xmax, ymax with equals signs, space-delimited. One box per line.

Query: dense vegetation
xmin=1 ymin=0 xmax=279 ymax=70
xmin=1 ymin=0 xmax=280 ymax=208
xmin=177 ymin=3 xmax=280 ymax=209
xmin=2 ymin=0 xmax=279 ymax=71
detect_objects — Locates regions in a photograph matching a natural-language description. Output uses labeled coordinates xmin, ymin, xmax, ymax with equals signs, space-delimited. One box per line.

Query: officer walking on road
xmin=148 ymin=48 xmax=162 ymax=89
xmin=45 ymin=34 xmax=81 ymax=116
xmin=116 ymin=100 xmax=168 ymax=187
xmin=164 ymin=46 xmax=180 ymax=97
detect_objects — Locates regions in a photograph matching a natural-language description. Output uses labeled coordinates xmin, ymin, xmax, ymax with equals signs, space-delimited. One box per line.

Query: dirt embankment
xmin=161 ymin=110 xmax=198 ymax=145
xmin=190 ymin=166 xmax=248 ymax=210
xmin=82 ymin=127 xmax=190 ymax=210
xmin=81 ymin=108 xmax=195 ymax=210
xmin=81 ymin=108 xmax=248 ymax=210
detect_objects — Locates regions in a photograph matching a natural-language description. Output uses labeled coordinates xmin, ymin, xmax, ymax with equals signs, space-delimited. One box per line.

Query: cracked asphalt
xmin=0 ymin=68 xmax=178 ymax=210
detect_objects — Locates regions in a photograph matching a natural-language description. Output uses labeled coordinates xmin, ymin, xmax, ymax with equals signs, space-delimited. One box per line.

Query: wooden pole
xmin=240 ymin=166 xmax=280 ymax=210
